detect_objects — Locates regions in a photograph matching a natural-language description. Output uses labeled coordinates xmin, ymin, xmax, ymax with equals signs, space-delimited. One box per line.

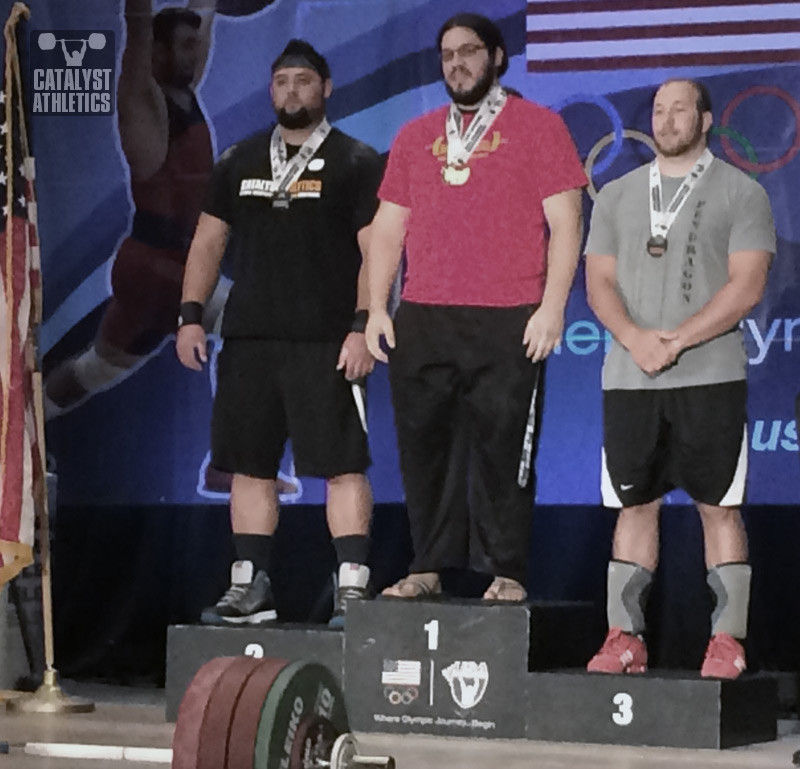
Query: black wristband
xmin=351 ymin=309 xmax=368 ymax=333
xmin=179 ymin=301 xmax=204 ymax=327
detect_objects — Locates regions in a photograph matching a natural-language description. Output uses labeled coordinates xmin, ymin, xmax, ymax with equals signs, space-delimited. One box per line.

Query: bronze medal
xmin=646 ymin=234 xmax=668 ymax=257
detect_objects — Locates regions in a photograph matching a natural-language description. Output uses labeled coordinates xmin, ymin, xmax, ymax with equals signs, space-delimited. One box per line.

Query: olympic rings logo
xmin=384 ymin=686 xmax=418 ymax=706
xmin=558 ymin=85 xmax=799 ymax=198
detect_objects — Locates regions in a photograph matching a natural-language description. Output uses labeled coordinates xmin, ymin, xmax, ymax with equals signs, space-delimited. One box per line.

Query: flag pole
xmin=3 ymin=2 xmax=92 ymax=715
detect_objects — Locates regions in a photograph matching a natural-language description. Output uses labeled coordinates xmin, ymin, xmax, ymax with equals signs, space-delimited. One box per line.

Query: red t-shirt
xmin=379 ymin=96 xmax=587 ymax=306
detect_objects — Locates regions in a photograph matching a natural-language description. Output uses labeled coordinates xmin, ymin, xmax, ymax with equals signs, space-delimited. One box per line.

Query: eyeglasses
xmin=440 ymin=43 xmax=486 ymax=63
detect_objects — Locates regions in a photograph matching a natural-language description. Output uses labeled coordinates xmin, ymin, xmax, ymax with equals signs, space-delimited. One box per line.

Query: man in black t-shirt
xmin=176 ymin=39 xmax=383 ymax=628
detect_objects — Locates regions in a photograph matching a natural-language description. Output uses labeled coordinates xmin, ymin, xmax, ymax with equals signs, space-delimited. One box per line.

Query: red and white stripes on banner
xmin=0 ymin=4 xmax=40 ymax=587
xmin=526 ymin=0 xmax=800 ymax=72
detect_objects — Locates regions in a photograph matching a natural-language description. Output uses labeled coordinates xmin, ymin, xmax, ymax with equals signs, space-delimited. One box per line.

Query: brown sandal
xmin=382 ymin=572 xmax=442 ymax=598
xmin=483 ymin=577 xmax=527 ymax=602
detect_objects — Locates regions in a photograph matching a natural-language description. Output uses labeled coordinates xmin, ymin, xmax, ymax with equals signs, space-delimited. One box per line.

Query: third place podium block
xmin=525 ymin=670 xmax=778 ymax=749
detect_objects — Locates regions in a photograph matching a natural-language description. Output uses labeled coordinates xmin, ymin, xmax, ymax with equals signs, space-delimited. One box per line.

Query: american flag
xmin=381 ymin=659 xmax=422 ymax=687
xmin=526 ymin=0 xmax=800 ymax=72
xmin=0 ymin=3 xmax=41 ymax=588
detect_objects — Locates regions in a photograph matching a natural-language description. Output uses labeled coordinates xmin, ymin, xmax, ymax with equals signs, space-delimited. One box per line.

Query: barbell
xmin=173 ymin=656 xmax=395 ymax=769
xmin=38 ymin=32 xmax=106 ymax=51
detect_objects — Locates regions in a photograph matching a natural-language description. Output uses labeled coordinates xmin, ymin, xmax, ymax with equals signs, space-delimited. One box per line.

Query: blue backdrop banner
xmin=22 ymin=0 xmax=799 ymax=506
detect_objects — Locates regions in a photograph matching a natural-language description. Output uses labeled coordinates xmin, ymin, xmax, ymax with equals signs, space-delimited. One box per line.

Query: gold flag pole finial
xmin=3 ymin=2 xmax=93 ymax=715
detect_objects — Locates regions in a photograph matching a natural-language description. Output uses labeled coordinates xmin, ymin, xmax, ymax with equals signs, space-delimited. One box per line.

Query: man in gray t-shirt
xmin=584 ymin=79 xmax=775 ymax=680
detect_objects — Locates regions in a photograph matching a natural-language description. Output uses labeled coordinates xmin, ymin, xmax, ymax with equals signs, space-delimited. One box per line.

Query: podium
xmin=525 ymin=670 xmax=777 ymax=748
xmin=165 ymin=597 xmax=777 ymax=749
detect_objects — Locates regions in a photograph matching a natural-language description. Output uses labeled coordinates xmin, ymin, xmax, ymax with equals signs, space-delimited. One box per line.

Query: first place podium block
xmin=526 ymin=670 xmax=778 ymax=749
xmin=344 ymin=598 xmax=529 ymax=739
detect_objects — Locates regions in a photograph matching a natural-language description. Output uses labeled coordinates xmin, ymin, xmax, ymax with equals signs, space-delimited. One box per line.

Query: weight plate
xmin=172 ymin=657 xmax=240 ymax=769
xmin=226 ymin=658 xmax=290 ymax=769
xmin=197 ymin=656 xmax=263 ymax=769
xmin=253 ymin=661 xmax=349 ymax=769
xmin=290 ymin=716 xmax=339 ymax=769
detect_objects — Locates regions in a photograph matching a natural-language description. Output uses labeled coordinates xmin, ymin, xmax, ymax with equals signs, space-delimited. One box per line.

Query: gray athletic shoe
xmin=201 ymin=560 xmax=277 ymax=625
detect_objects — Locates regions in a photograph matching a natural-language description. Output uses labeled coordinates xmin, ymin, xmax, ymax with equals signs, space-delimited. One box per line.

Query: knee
xmin=698 ymin=504 xmax=741 ymax=529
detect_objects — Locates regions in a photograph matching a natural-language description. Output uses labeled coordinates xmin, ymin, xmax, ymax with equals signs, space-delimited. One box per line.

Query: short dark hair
xmin=271 ymin=39 xmax=330 ymax=82
xmin=437 ymin=13 xmax=508 ymax=76
xmin=153 ymin=8 xmax=201 ymax=48
xmin=658 ymin=78 xmax=713 ymax=117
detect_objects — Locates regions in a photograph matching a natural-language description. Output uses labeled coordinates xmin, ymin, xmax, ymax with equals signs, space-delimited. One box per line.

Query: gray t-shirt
xmin=585 ymin=157 xmax=776 ymax=390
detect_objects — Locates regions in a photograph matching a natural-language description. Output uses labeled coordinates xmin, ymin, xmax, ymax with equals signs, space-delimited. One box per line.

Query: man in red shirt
xmin=366 ymin=13 xmax=586 ymax=600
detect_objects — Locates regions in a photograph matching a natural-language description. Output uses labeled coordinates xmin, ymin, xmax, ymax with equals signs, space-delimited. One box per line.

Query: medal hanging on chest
xmin=269 ymin=119 xmax=331 ymax=209
xmin=648 ymin=148 xmax=713 ymax=256
xmin=441 ymin=164 xmax=471 ymax=186
xmin=646 ymin=234 xmax=668 ymax=257
xmin=442 ymin=84 xmax=506 ymax=187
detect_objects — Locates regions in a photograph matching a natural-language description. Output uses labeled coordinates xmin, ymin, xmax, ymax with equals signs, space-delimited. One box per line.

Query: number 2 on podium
xmin=612 ymin=692 xmax=633 ymax=726
xmin=424 ymin=619 xmax=439 ymax=651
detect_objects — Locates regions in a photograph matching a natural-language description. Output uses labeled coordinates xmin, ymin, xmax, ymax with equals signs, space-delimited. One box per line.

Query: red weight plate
xmin=225 ymin=657 xmax=289 ymax=769
xmin=197 ymin=656 xmax=264 ymax=769
xmin=172 ymin=657 xmax=240 ymax=769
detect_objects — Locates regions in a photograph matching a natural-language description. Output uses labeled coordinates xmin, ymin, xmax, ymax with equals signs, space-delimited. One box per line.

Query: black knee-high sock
xmin=233 ymin=534 xmax=273 ymax=575
xmin=332 ymin=535 xmax=370 ymax=566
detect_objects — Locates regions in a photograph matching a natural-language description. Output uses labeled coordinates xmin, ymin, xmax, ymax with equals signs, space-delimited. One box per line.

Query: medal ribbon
xmin=649 ymin=147 xmax=714 ymax=241
xmin=269 ymin=118 xmax=331 ymax=197
xmin=445 ymin=84 xmax=507 ymax=168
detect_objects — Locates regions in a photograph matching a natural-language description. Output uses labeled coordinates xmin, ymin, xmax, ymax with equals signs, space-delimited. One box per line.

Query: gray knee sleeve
xmin=607 ymin=560 xmax=654 ymax=636
xmin=708 ymin=562 xmax=751 ymax=639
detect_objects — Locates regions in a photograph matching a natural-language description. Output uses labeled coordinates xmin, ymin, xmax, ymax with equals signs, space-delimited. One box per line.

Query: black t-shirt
xmin=205 ymin=126 xmax=383 ymax=341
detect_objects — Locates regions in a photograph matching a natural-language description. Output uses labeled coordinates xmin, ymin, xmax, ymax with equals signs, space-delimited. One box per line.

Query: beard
xmin=654 ymin=114 xmax=705 ymax=158
xmin=275 ymin=102 xmax=325 ymax=130
xmin=445 ymin=59 xmax=496 ymax=107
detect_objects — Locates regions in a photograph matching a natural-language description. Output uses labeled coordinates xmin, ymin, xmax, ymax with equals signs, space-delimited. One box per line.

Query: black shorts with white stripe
xmin=601 ymin=381 xmax=748 ymax=508
xmin=211 ymin=338 xmax=369 ymax=479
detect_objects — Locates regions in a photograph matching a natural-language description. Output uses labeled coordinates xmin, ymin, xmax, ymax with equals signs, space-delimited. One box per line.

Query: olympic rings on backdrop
xmin=555 ymin=94 xmax=624 ymax=175
xmin=584 ymin=129 xmax=657 ymax=201
xmin=720 ymin=86 xmax=800 ymax=174
xmin=709 ymin=126 xmax=760 ymax=179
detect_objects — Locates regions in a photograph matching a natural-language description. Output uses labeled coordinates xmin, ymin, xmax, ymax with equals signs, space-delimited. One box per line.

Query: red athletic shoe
xmin=587 ymin=627 xmax=648 ymax=674
xmin=700 ymin=633 xmax=746 ymax=679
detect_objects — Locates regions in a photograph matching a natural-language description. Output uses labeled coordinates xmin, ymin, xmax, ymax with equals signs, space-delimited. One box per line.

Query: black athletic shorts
xmin=211 ymin=339 xmax=369 ymax=479
xmin=602 ymin=381 xmax=748 ymax=508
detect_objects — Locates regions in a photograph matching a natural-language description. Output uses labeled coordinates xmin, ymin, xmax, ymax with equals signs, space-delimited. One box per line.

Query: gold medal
xmin=442 ymin=164 xmax=471 ymax=186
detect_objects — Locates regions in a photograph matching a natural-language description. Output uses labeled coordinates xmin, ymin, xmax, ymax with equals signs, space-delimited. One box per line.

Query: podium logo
xmin=441 ymin=661 xmax=489 ymax=710
xmin=31 ymin=30 xmax=115 ymax=115
xmin=382 ymin=659 xmax=421 ymax=706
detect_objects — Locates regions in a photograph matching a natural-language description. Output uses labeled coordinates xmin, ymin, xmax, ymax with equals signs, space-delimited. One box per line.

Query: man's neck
xmin=280 ymin=117 xmax=324 ymax=146
xmin=656 ymin=143 xmax=708 ymax=177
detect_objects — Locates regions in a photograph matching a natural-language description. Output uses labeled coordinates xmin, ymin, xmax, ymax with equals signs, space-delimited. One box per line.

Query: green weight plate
xmin=253 ymin=661 xmax=349 ymax=769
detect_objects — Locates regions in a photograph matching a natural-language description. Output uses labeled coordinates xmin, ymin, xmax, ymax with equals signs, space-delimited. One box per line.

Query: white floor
xmin=0 ymin=685 xmax=798 ymax=769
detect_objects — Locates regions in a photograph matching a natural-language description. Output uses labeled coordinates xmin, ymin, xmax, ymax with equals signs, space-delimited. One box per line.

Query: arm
xmin=176 ymin=213 xmax=230 ymax=370
xmin=187 ymin=0 xmax=216 ymax=87
xmin=364 ymin=201 xmax=409 ymax=363
xmin=523 ymin=188 xmax=582 ymax=361
xmin=665 ymin=249 xmax=771 ymax=355
xmin=337 ymin=223 xmax=376 ymax=380
xmin=118 ymin=0 xmax=168 ymax=181
xmin=355 ymin=224 xmax=372 ymax=311
xmin=586 ymin=253 xmax=677 ymax=376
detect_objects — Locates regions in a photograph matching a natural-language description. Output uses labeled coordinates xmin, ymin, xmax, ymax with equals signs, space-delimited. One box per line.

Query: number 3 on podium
xmin=612 ymin=692 xmax=633 ymax=726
